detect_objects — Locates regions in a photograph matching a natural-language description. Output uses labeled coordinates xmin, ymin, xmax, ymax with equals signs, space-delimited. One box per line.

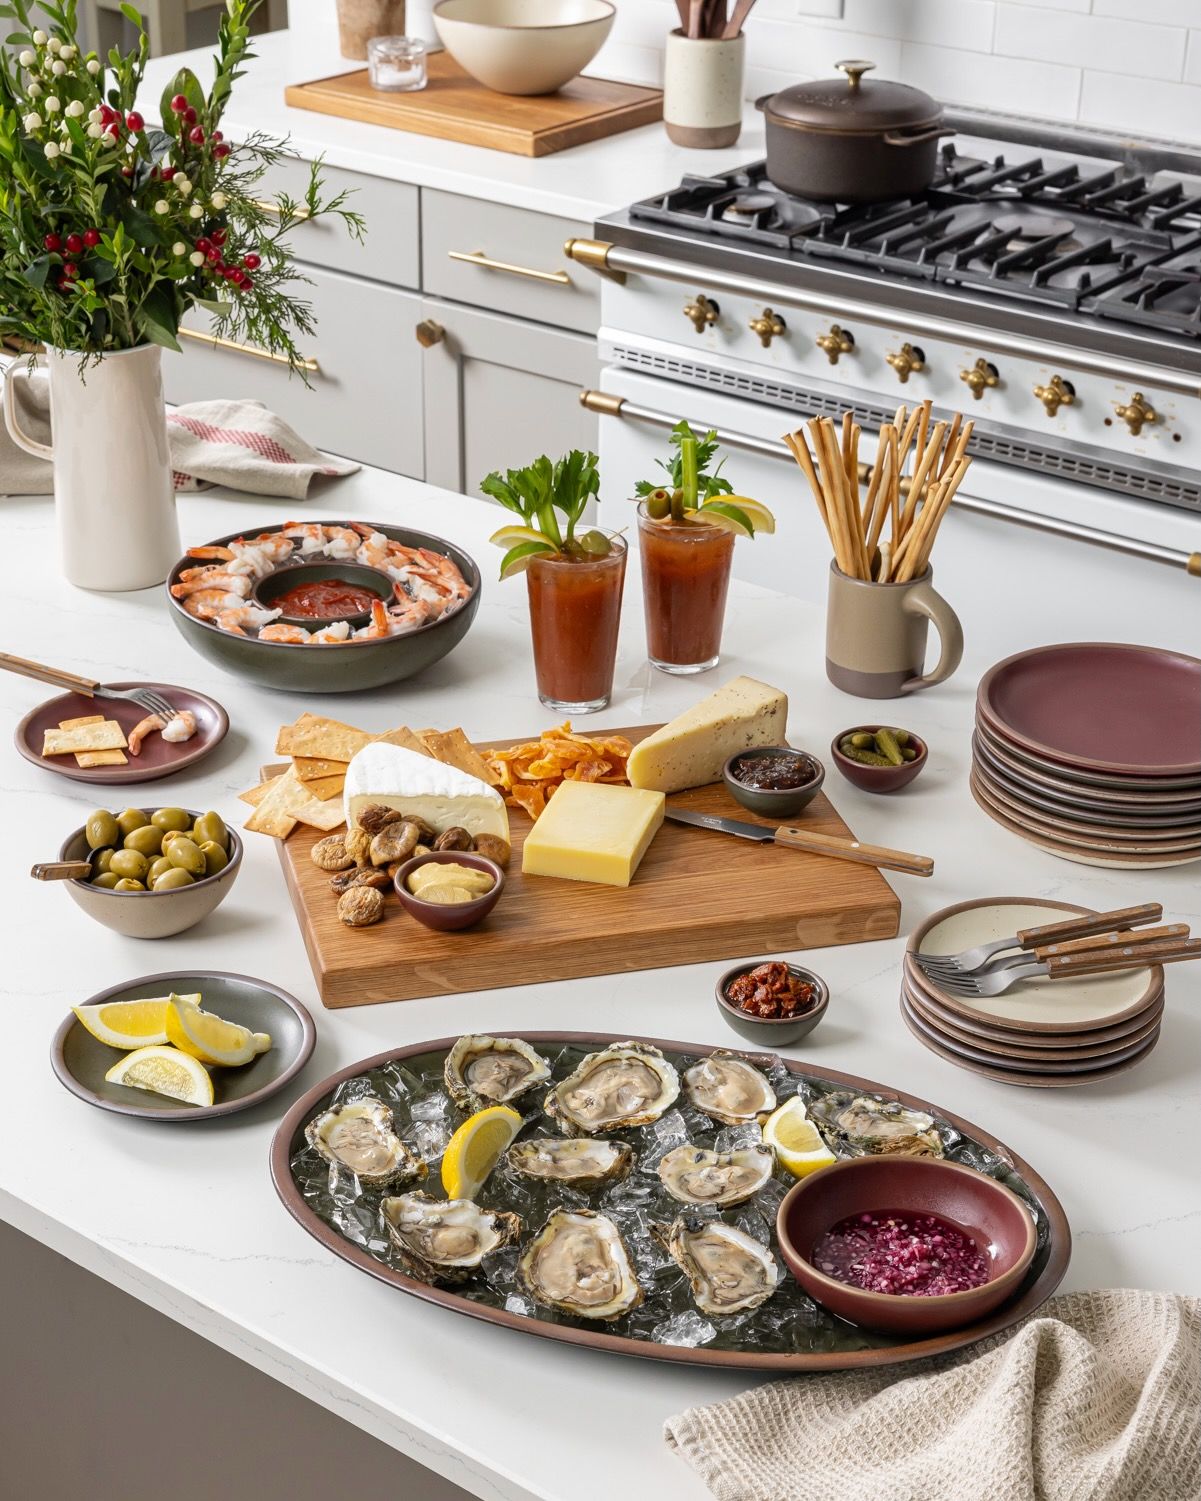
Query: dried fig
xmin=433 ymin=826 xmax=472 ymax=852
xmin=337 ymin=885 xmax=385 ymax=927
xmin=345 ymin=825 xmax=373 ymax=867
xmin=310 ymin=834 xmax=354 ymax=872
xmin=471 ymin=834 xmax=511 ymax=869
xmin=330 ymin=867 xmax=391 ymax=894
xmin=357 ymin=803 xmax=406 ymax=836
xmin=370 ymin=820 xmax=420 ymax=867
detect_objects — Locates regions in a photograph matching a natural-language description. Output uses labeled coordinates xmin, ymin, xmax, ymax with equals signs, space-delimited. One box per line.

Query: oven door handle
xmin=581 ymin=389 xmax=1200 ymax=576
xmin=565 ymin=240 xmax=1201 ymax=400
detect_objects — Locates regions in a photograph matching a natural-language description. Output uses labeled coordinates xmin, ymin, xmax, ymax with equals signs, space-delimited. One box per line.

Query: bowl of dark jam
xmin=722 ymin=746 xmax=825 ymax=818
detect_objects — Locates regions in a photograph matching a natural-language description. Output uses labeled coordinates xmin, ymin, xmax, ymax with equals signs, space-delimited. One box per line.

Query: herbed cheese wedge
xmin=522 ymin=780 xmax=665 ymax=888
xmin=627 ymin=676 xmax=788 ymax=794
xmin=344 ymin=742 xmax=509 ymax=842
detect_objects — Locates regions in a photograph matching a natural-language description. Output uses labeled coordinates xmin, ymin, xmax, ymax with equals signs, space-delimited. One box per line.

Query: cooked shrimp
xmin=280 ymin=522 xmax=328 ymax=556
xmin=161 ymin=710 xmax=198 ymax=744
xmin=354 ymin=529 xmax=394 ymax=569
xmin=310 ymin=620 xmax=353 ymax=643
xmin=321 ymin=526 xmax=361 ymax=560
xmin=171 ymin=571 xmax=252 ymax=599
xmin=258 ymin=623 xmax=312 ymax=643
xmin=127 ymin=713 xmax=165 ymax=755
xmin=214 ymin=604 xmax=281 ymax=633
xmin=183 ymin=589 xmax=251 ymax=620
xmin=355 ymin=599 xmax=393 ymax=640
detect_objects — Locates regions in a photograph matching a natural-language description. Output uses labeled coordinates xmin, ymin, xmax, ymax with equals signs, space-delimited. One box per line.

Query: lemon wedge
xmin=722 ymin=496 xmax=777 ymax=534
xmin=72 ymin=994 xmax=200 ymax=1050
xmin=489 ymin=524 xmax=548 ymax=550
xmin=105 ymin=1045 xmax=214 ymax=1107
xmin=686 ymin=504 xmax=755 ymax=539
xmin=164 ymin=996 xmax=271 ymax=1068
xmin=441 ymin=1105 xmax=523 ymax=1200
xmin=763 ymin=1098 xmax=837 ymax=1179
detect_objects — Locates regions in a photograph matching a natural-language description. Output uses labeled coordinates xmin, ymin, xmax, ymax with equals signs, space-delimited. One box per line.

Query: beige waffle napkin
xmin=0 ymin=378 xmax=358 ymax=499
xmin=664 ymin=1290 xmax=1199 ymax=1501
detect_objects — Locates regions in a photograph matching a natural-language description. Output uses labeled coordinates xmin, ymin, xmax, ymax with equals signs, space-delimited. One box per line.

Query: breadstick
xmin=808 ymin=420 xmax=855 ymax=575
xmin=896 ymin=420 xmax=947 ymax=541
xmin=938 ymin=412 xmax=962 ymax=480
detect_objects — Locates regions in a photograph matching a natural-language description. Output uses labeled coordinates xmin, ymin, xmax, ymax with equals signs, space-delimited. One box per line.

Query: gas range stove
xmin=571 ymin=115 xmax=1201 ymax=520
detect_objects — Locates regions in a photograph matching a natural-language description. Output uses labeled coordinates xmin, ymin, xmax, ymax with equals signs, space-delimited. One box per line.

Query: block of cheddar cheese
xmin=521 ymin=780 xmax=665 ymax=888
xmin=626 ymin=676 xmax=788 ymax=794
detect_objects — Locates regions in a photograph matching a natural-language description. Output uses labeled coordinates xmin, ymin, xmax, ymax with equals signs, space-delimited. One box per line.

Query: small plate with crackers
xmin=13 ymin=675 xmax=229 ymax=786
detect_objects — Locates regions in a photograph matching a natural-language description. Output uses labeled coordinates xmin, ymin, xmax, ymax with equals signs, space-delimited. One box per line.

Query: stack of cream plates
xmin=972 ymin=643 xmax=1201 ymax=869
xmin=902 ymin=899 xmax=1164 ymax=1088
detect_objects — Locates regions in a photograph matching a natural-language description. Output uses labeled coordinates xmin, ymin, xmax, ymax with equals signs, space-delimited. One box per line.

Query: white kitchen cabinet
xmin=163 ymin=264 xmax=425 ymax=478
xmin=418 ymin=297 xmax=599 ymax=495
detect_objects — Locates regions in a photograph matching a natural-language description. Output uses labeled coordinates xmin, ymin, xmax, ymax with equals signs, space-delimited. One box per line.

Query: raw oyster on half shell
xmin=657 ymin=1143 xmax=775 ymax=1207
xmin=518 ymin=1208 xmax=642 ymax=1321
xmin=544 ymin=1042 xmax=680 ymax=1135
xmin=444 ymin=1034 xmax=551 ymax=1112
xmin=654 ymin=1216 xmax=779 ymax=1316
xmin=809 ymin=1092 xmax=944 ymax=1158
xmin=381 ymin=1192 xmax=520 ymax=1283
xmin=506 ymin=1137 xmax=634 ymax=1191
xmin=683 ymin=1052 xmax=777 ymax=1126
xmin=305 ymin=1098 xmax=427 ymax=1190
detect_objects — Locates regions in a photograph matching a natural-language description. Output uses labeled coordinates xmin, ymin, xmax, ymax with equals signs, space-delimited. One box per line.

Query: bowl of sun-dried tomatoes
xmin=716 ymin=959 xmax=829 ymax=1046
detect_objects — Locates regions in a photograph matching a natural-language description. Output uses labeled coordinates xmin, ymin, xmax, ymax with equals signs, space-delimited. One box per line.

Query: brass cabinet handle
xmin=178 ymin=326 xmax=319 ymax=373
xmin=816 ymin=323 xmax=854 ymax=364
xmin=961 ymin=357 xmax=999 ymax=399
xmin=447 ymin=249 xmax=571 ymax=286
xmin=683 ymin=293 xmax=719 ymax=333
xmin=748 ymin=307 xmax=786 ymax=348
xmin=1033 ymin=374 xmax=1076 ymax=417
xmin=886 ymin=342 xmax=925 ymax=383
xmin=252 ymin=198 xmax=311 ymax=221
xmin=1114 ymin=391 xmax=1158 ymax=436
xmin=415 ymin=319 xmax=445 ymax=348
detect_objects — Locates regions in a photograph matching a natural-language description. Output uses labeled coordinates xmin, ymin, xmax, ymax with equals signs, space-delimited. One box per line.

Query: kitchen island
xmin=1 ymin=463 xmax=1197 ymax=1501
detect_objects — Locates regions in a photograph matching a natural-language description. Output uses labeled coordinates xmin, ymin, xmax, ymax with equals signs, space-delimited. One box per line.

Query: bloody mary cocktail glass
xmin=525 ymin=534 xmax=627 ymax=713
xmin=637 ymin=502 xmax=735 ymax=674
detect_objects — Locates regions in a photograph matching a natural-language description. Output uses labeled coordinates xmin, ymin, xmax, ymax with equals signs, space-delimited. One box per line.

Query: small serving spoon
xmin=31 ymin=852 xmax=105 ymax=882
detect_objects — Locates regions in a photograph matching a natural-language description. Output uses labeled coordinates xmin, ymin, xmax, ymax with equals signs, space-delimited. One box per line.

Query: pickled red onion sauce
xmin=812 ymin=1209 xmax=990 ymax=1297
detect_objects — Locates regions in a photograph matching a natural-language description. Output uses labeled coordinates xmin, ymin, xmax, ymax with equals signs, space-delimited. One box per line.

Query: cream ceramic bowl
xmin=433 ymin=0 xmax=615 ymax=95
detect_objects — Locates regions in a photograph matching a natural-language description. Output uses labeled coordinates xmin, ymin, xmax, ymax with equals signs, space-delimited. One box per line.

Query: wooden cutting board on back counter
xmin=284 ymin=54 xmax=663 ymax=157
xmin=270 ymin=725 xmax=901 ymax=1008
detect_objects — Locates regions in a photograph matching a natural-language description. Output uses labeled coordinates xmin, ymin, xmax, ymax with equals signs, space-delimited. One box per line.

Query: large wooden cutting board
xmin=284 ymin=57 xmax=663 ymax=157
xmin=272 ymin=726 xmax=901 ymax=1008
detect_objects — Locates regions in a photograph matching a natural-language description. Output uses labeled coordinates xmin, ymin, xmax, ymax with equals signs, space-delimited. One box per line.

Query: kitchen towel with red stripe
xmin=0 ymin=387 xmax=359 ymax=499
xmin=664 ymin=1289 xmax=1199 ymax=1501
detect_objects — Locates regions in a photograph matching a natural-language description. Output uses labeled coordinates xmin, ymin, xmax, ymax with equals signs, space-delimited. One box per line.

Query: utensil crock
xmin=664 ymin=29 xmax=745 ymax=148
xmin=826 ymin=562 xmax=962 ymax=698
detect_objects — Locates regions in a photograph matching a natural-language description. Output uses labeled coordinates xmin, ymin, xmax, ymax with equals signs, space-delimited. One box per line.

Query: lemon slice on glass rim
xmin=763 ymin=1097 xmax=837 ymax=1179
xmin=441 ymin=1105 xmax=523 ymax=1200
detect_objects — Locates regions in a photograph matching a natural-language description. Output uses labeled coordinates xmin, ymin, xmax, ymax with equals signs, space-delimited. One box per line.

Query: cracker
xmin=243 ymin=774 xmax=299 ymax=838
xmin=283 ymin=717 xmax=375 ymax=761
xmin=42 ymin=720 xmax=128 ymax=756
xmin=244 ymin=767 xmax=345 ymax=838
xmin=76 ymin=749 xmax=129 ymax=767
xmin=292 ymin=754 xmax=349 ymax=782
xmin=59 ymin=714 xmax=106 ymax=730
xmin=374 ymin=726 xmax=430 ymax=756
xmin=419 ymin=727 xmax=497 ymax=785
xmin=239 ymin=780 xmax=275 ymax=807
xmin=300 ymin=774 xmax=345 ymax=802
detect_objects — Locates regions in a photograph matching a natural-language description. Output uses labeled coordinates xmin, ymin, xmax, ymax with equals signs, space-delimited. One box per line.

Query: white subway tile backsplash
xmin=600 ymin=0 xmax=1201 ymax=146
xmin=900 ymin=40 xmax=1082 ymax=119
xmin=1079 ymin=69 xmax=1201 ymax=141
xmin=993 ymin=8 xmax=1187 ymax=81
xmin=1093 ymin=0 xmax=1201 ymax=25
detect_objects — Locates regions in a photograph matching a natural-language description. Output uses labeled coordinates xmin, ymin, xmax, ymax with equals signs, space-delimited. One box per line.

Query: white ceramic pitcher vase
xmin=3 ymin=344 xmax=180 ymax=592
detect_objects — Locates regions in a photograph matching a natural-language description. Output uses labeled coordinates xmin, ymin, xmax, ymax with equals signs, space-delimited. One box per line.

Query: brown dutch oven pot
xmin=757 ymin=59 xmax=948 ymax=204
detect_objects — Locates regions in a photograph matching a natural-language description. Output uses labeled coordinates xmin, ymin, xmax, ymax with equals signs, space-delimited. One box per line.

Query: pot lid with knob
xmin=759 ymin=60 xmax=942 ymax=136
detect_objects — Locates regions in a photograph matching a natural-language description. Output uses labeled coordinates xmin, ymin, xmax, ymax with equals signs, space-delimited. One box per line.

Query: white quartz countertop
xmin=137 ymin=21 xmax=765 ymax=222
xmin=2 ymin=466 xmax=1198 ymax=1501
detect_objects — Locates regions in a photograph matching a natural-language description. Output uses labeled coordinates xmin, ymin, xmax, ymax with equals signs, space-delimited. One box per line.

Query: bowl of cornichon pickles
xmin=830 ymin=726 xmax=928 ymax=794
xmin=55 ymin=806 xmax=242 ymax=938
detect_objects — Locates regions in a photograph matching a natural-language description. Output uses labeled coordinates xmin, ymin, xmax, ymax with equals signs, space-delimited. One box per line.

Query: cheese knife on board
xmin=665 ymin=808 xmax=934 ymax=876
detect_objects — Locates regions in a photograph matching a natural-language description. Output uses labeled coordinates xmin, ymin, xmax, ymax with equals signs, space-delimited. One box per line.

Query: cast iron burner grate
xmin=628 ymin=148 xmax=1201 ymax=331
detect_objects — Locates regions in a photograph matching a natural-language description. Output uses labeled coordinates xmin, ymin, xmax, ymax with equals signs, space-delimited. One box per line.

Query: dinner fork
xmin=0 ymin=653 xmax=177 ymax=721
xmin=914 ymin=903 xmax=1164 ymax=981
xmin=919 ymin=924 xmax=1189 ymax=980
xmin=933 ymin=937 xmax=1201 ymax=999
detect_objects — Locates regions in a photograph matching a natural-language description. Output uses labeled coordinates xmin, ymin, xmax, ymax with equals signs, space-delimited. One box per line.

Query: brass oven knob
xmin=1114 ymin=391 xmax=1158 ymax=436
xmin=816 ymin=324 xmax=854 ymax=365
xmin=748 ymin=307 xmax=786 ymax=348
xmin=960 ymin=358 xmax=999 ymax=400
xmin=415 ymin=319 xmax=445 ymax=348
xmin=683 ymin=293 xmax=719 ymax=333
xmin=886 ymin=342 xmax=925 ymax=383
xmin=1033 ymin=374 xmax=1075 ymax=417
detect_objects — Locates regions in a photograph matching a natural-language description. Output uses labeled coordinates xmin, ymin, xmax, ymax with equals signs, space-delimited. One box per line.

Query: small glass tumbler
xmin=368 ymin=36 xmax=428 ymax=92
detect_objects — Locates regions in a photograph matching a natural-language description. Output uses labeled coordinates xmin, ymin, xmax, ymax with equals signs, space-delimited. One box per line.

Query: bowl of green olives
xmin=55 ymin=806 xmax=242 ymax=938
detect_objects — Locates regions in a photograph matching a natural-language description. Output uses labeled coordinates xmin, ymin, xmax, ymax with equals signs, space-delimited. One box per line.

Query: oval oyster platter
xmin=270 ymin=1032 xmax=1070 ymax=1372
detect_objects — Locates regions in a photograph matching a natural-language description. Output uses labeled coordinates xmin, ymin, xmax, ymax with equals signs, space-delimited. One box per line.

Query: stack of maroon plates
xmin=972 ymin=643 xmax=1201 ymax=869
xmin=903 ymin=899 xmax=1165 ymax=1088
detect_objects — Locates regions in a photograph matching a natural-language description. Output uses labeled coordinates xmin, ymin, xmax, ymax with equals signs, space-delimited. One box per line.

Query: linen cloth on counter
xmin=0 ymin=383 xmax=358 ymax=499
xmin=664 ymin=1289 xmax=1200 ymax=1501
